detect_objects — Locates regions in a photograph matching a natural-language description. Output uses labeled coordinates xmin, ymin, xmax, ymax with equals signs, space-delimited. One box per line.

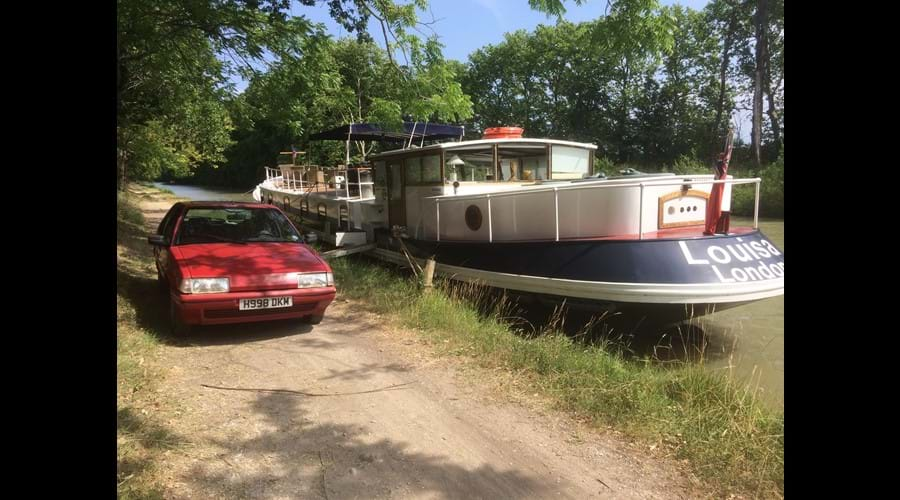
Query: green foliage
xmin=731 ymin=146 xmax=784 ymax=217
xmin=669 ymin=153 xmax=708 ymax=175
xmin=220 ymin=34 xmax=473 ymax=184
xmin=462 ymin=5 xmax=714 ymax=163
xmin=117 ymin=0 xmax=472 ymax=188
xmin=528 ymin=0 xmax=587 ymax=17
xmin=593 ymin=156 xmax=615 ymax=175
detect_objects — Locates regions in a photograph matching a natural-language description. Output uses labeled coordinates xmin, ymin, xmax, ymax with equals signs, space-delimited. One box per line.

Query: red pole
xmin=704 ymin=130 xmax=734 ymax=235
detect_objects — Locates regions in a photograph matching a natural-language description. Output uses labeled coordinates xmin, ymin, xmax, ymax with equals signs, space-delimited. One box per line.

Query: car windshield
xmin=176 ymin=207 xmax=302 ymax=245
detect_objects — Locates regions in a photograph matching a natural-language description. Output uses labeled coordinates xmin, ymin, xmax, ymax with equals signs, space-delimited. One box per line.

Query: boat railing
xmin=433 ymin=176 xmax=762 ymax=242
xmin=264 ymin=165 xmax=375 ymax=202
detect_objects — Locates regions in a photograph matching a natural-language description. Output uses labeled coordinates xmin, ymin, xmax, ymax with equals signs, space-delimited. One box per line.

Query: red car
xmin=148 ymin=201 xmax=335 ymax=336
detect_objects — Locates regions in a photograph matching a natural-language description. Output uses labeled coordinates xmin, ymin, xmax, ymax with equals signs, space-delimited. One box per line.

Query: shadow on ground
xmin=118 ymin=407 xmax=184 ymax=498
xmin=181 ymin=390 xmax=562 ymax=499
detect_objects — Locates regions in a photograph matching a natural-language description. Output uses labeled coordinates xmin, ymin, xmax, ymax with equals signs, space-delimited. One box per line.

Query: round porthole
xmin=465 ymin=205 xmax=483 ymax=231
xmin=668 ymin=206 xmax=675 ymax=215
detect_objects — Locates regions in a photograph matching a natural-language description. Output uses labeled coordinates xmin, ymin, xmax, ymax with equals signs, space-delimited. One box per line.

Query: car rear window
xmin=176 ymin=207 xmax=302 ymax=245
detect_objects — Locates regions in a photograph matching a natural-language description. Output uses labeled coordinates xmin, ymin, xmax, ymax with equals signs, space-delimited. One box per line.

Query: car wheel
xmin=303 ymin=314 xmax=324 ymax=325
xmin=170 ymin=298 xmax=191 ymax=337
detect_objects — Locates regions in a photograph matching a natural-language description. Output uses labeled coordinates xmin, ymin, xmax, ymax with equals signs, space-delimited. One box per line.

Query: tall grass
xmin=117 ymin=186 xmax=181 ymax=499
xmin=329 ymin=256 xmax=784 ymax=497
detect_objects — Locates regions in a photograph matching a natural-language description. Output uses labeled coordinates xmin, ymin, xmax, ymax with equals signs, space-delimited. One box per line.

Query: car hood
xmin=173 ymin=242 xmax=329 ymax=291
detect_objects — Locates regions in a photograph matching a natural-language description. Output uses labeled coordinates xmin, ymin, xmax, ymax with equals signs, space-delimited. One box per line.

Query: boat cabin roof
xmin=368 ymin=138 xmax=597 ymax=160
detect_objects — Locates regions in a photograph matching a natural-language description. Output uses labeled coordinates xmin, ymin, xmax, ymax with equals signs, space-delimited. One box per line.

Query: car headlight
xmin=179 ymin=278 xmax=230 ymax=294
xmin=298 ymin=272 xmax=334 ymax=288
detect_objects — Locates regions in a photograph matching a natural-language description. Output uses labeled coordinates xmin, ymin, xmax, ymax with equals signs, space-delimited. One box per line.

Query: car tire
xmin=170 ymin=298 xmax=191 ymax=337
xmin=303 ymin=314 xmax=324 ymax=325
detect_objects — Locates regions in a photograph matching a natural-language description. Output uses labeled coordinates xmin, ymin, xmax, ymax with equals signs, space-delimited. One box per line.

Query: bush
xmin=669 ymin=154 xmax=709 ymax=175
xmin=593 ymin=156 xmax=615 ymax=176
xmin=730 ymin=148 xmax=784 ymax=218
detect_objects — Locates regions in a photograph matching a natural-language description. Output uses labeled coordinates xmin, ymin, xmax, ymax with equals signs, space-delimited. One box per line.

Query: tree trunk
xmin=618 ymin=61 xmax=630 ymax=163
xmin=764 ymin=59 xmax=781 ymax=161
xmin=752 ymin=0 xmax=768 ymax=167
xmin=713 ymin=5 xmax=737 ymax=160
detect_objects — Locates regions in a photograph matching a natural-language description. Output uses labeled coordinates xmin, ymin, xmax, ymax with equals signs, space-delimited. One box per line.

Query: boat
xmin=254 ymin=123 xmax=783 ymax=323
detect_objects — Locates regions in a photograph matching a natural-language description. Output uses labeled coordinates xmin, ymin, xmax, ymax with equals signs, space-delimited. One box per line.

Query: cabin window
xmin=445 ymin=146 xmax=494 ymax=182
xmin=404 ymin=157 xmax=422 ymax=185
xmin=551 ymin=145 xmax=590 ymax=180
xmin=498 ymin=143 xmax=548 ymax=182
xmin=403 ymin=154 xmax=442 ymax=185
xmin=421 ymin=155 xmax=442 ymax=183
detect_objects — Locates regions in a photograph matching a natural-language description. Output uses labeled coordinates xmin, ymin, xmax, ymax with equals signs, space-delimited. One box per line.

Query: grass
xmin=329 ymin=256 xmax=784 ymax=498
xmin=117 ymin=186 xmax=182 ymax=499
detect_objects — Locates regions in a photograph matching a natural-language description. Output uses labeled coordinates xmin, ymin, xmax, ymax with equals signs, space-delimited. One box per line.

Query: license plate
xmin=239 ymin=296 xmax=293 ymax=310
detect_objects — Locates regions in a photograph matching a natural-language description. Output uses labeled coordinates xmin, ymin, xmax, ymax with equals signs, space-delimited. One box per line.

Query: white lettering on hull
xmin=682 ymin=237 xmax=784 ymax=284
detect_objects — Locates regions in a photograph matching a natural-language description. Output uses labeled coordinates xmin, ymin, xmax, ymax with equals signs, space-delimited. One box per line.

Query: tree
xmin=116 ymin=0 xmax=469 ymax=188
xmin=217 ymin=34 xmax=473 ymax=186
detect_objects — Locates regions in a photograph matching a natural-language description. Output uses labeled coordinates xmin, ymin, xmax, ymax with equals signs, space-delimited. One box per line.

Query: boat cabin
xmin=367 ymin=136 xmax=731 ymax=243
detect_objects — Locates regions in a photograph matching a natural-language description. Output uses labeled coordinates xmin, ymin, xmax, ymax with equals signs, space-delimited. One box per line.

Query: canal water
xmin=699 ymin=216 xmax=784 ymax=407
xmin=154 ymin=182 xmax=252 ymax=202
xmin=156 ymin=182 xmax=784 ymax=407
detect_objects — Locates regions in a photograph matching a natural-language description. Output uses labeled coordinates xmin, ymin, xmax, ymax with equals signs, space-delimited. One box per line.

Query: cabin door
xmin=387 ymin=161 xmax=406 ymax=228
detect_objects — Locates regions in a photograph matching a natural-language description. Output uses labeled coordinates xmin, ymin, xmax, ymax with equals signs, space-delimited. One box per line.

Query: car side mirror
xmin=148 ymin=234 xmax=169 ymax=246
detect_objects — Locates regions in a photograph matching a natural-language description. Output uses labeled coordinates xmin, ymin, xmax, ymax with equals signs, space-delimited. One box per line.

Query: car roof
xmin=179 ymin=201 xmax=274 ymax=209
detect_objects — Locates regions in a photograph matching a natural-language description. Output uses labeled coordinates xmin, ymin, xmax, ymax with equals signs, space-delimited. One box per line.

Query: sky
xmin=229 ymin=1 xmax=755 ymax=140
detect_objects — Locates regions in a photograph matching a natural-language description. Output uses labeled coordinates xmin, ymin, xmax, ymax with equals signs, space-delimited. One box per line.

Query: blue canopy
xmin=308 ymin=122 xmax=464 ymax=143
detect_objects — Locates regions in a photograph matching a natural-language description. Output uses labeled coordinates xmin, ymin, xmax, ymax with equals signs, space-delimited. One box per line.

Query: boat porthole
xmin=465 ymin=205 xmax=483 ymax=231
xmin=680 ymin=207 xmax=685 ymax=213
xmin=668 ymin=207 xmax=675 ymax=215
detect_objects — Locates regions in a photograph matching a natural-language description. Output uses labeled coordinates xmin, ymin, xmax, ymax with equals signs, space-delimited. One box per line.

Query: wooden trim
xmin=547 ymin=144 xmax=553 ymax=179
xmin=658 ymin=189 xmax=709 ymax=229
xmin=492 ymin=143 xmax=498 ymax=182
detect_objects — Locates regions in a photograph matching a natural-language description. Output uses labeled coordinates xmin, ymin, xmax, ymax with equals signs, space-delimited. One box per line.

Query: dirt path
xmin=135 ymin=188 xmax=707 ymax=499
